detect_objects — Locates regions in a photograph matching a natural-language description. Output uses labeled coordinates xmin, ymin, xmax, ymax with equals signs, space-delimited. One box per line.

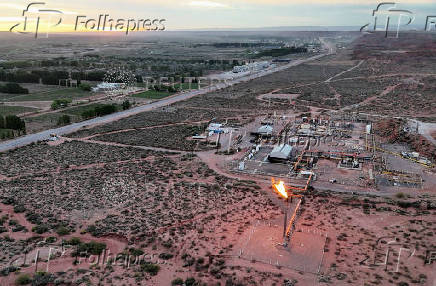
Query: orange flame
xmin=273 ymin=180 xmax=288 ymax=199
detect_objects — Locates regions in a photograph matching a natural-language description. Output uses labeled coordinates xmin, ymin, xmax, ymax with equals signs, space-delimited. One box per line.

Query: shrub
xmin=0 ymin=82 xmax=29 ymax=94
xmin=185 ymin=277 xmax=197 ymax=286
xmin=395 ymin=192 xmax=405 ymax=199
xmin=51 ymin=99 xmax=71 ymax=110
xmin=57 ymin=115 xmax=71 ymax=126
xmin=158 ymin=253 xmax=173 ymax=260
xmin=68 ymin=237 xmax=81 ymax=245
xmin=13 ymin=205 xmax=26 ymax=213
xmin=56 ymin=226 xmax=70 ymax=236
xmin=79 ymin=83 xmax=92 ymax=91
xmin=72 ymin=241 xmax=107 ymax=256
xmin=122 ymin=100 xmax=131 ymax=110
xmin=5 ymin=115 xmax=25 ymax=131
xmin=32 ymin=224 xmax=49 ymax=234
xmin=81 ymin=104 xmax=117 ymax=119
xmin=32 ymin=271 xmax=54 ymax=286
xmin=140 ymin=263 xmax=160 ymax=276
xmin=172 ymin=278 xmax=184 ymax=285
xmin=15 ymin=273 xmax=31 ymax=285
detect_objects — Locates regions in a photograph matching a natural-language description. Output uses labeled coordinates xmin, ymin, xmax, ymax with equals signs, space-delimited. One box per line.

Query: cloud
xmin=188 ymin=1 xmax=230 ymax=8
xmin=124 ymin=0 xmax=436 ymax=4
xmin=0 ymin=17 xmax=23 ymax=22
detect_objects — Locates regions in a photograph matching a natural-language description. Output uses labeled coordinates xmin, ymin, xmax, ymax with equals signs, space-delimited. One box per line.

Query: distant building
xmin=366 ymin=124 xmax=372 ymax=135
xmin=92 ymin=82 xmax=125 ymax=92
xmin=254 ymin=125 xmax=273 ymax=137
xmin=233 ymin=61 xmax=270 ymax=73
xmin=268 ymin=144 xmax=295 ymax=163
xmin=208 ymin=123 xmax=224 ymax=133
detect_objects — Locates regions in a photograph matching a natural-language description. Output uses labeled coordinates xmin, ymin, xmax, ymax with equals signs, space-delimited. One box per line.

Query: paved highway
xmin=0 ymin=52 xmax=330 ymax=153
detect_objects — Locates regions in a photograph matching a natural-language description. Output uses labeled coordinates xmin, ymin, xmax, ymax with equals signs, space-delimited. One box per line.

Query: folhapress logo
xmin=9 ymin=2 xmax=166 ymax=38
xmin=9 ymin=2 xmax=63 ymax=38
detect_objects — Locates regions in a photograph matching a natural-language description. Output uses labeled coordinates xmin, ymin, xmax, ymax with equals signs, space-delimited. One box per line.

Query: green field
xmin=24 ymin=103 xmax=122 ymax=133
xmin=0 ymin=105 xmax=37 ymax=117
xmin=4 ymin=88 xmax=91 ymax=102
xmin=130 ymin=90 xmax=173 ymax=99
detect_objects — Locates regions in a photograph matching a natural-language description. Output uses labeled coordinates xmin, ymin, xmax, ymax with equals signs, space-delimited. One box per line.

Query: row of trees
xmin=81 ymin=104 xmax=118 ymax=119
xmin=0 ymin=115 xmax=26 ymax=131
xmin=0 ymin=83 xmax=29 ymax=94
xmin=0 ymin=70 xmax=69 ymax=85
xmin=254 ymin=46 xmax=308 ymax=58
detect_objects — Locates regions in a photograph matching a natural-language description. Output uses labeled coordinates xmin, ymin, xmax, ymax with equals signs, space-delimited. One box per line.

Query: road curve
xmin=0 ymin=52 xmax=329 ymax=153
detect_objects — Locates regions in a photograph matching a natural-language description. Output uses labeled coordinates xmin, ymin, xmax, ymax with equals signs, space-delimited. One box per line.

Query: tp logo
xmin=9 ymin=2 xmax=63 ymax=38
xmin=360 ymin=2 xmax=414 ymax=38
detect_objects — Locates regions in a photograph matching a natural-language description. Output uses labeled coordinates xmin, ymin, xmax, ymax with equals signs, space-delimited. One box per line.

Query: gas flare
xmin=274 ymin=180 xmax=288 ymax=199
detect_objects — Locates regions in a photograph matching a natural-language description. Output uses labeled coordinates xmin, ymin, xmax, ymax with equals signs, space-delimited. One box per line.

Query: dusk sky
xmin=0 ymin=0 xmax=434 ymax=32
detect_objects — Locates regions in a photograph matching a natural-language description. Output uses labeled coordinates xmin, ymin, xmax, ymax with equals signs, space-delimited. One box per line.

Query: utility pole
xmin=227 ymin=130 xmax=233 ymax=153
xmin=283 ymin=198 xmax=289 ymax=238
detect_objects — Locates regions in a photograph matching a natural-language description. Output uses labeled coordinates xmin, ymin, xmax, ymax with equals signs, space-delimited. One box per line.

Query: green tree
xmin=5 ymin=115 xmax=25 ymax=131
xmin=0 ymin=115 xmax=4 ymax=129
xmin=0 ymin=82 xmax=29 ymax=94
xmin=79 ymin=83 xmax=92 ymax=91
xmin=122 ymin=100 xmax=131 ymax=110
xmin=57 ymin=115 xmax=71 ymax=126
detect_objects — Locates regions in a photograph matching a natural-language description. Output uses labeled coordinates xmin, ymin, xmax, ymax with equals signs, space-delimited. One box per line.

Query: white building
xmin=268 ymin=144 xmax=295 ymax=163
xmin=92 ymin=82 xmax=125 ymax=92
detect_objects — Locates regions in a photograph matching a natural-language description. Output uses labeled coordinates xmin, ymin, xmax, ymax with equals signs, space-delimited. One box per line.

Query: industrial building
xmin=92 ymin=82 xmax=125 ymax=92
xmin=233 ymin=61 xmax=270 ymax=73
xmin=252 ymin=125 xmax=273 ymax=137
xmin=268 ymin=144 xmax=295 ymax=163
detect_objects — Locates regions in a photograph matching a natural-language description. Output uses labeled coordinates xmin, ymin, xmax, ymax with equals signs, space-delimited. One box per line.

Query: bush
xmin=172 ymin=278 xmax=184 ymax=285
xmin=51 ymin=99 xmax=71 ymax=110
xmin=57 ymin=114 xmax=71 ymax=126
xmin=32 ymin=224 xmax=49 ymax=234
xmin=56 ymin=226 xmax=70 ymax=236
xmin=158 ymin=253 xmax=173 ymax=260
xmin=0 ymin=82 xmax=29 ymax=94
xmin=129 ymin=248 xmax=144 ymax=256
xmin=140 ymin=263 xmax=160 ymax=276
xmin=15 ymin=273 xmax=31 ymax=285
xmin=13 ymin=205 xmax=26 ymax=213
xmin=79 ymin=83 xmax=92 ymax=91
xmin=185 ymin=277 xmax=197 ymax=286
xmin=81 ymin=104 xmax=117 ymax=119
xmin=32 ymin=271 xmax=54 ymax=286
xmin=68 ymin=237 xmax=81 ymax=245
xmin=122 ymin=100 xmax=131 ymax=110
xmin=73 ymin=241 xmax=107 ymax=256
xmin=5 ymin=115 xmax=25 ymax=131
xmin=395 ymin=192 xmax=405 ymax=199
